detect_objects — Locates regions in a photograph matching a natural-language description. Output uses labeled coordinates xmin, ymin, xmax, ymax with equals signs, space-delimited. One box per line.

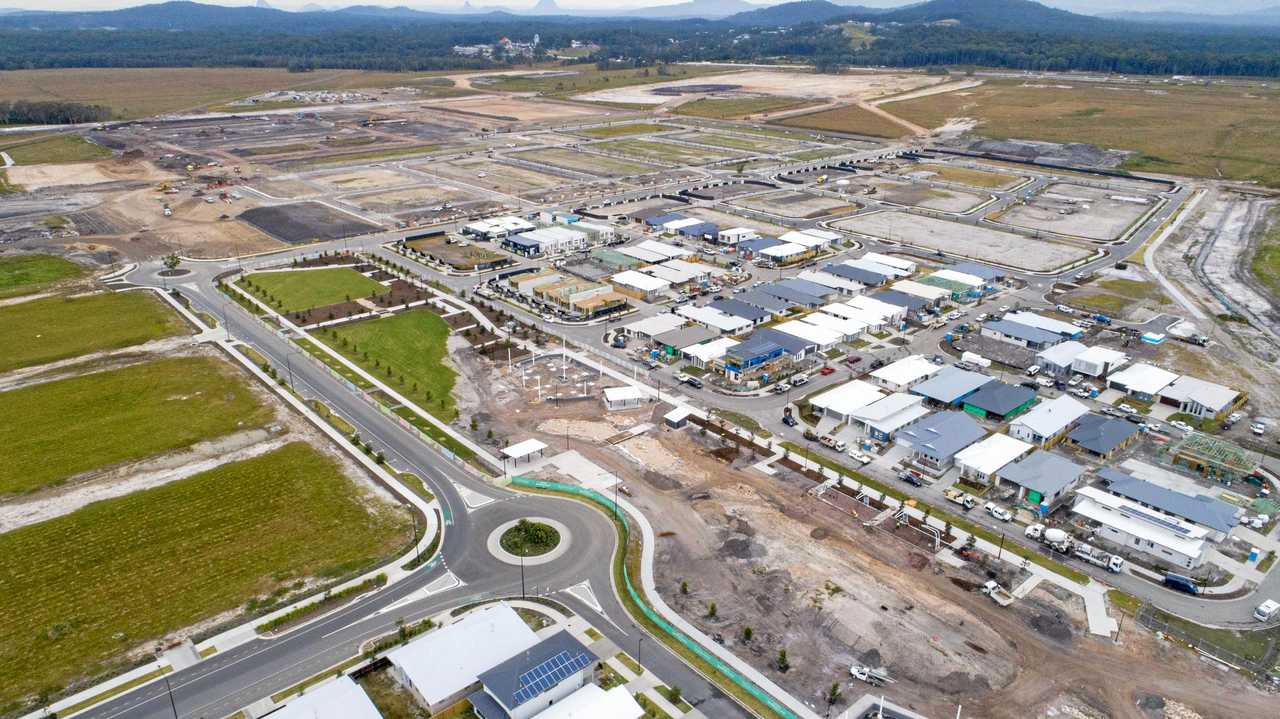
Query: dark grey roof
xmin=1068 ymin=414 xmax=1139 ymax=455
xmin=751 ymin=327 xmax=816 ymax=355
xmin=963 ymin=382 xmax=1037 ymax=416
xmin=477 ymin=631 xmax=593 ymax=711
xmin=710 ymin=299 xmax=772 ymax=323
xmin=873 ymin=290 xmax=930 ymax=311
xmin=776 ymin=277 xmax=833 ymax=298
xmin=653 ymin=325 xmax=718 ymax=349
xmin=898 ymin=410 xmax=986 ymax=461
xmin=950 ymin=261 xmax=1004 ymax=280
xmin=735 ymin=290 xmax=792 ymax=312
xmin=756 ymin=282 xmax=824 ymax=307
xmin=726 ymin=335 xmax=784 ymax=362
xmin=1098 ymin=470 xmax=1239 ymax=533
xmin=998 ymin=450 xmax=1084 ymax=497
xmin=676 ymin=221 xmax=719 ymax=237
xmin=983 ymin=319 xmax=1062 ymax=346
xmin=739 ymin=237 xmax=784 ymax=254
xmin=468 ymin=689 xmax=509 ymax=719
xmin=911 ymin=366 xmax=994 ymax=404
xmin=505 ymin=234 xmax=543 ymax=249
xmin=644 ymin=212 xmax=685 ymax=226
xmin=822 ymin=263 xmax=888 ymax=286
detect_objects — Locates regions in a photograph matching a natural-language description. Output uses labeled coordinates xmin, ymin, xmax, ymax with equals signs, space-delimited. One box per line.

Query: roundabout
xmin=486 ymin=517 xmax=571 ymax=566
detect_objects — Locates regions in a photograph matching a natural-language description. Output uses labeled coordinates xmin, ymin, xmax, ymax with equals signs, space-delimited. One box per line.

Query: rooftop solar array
xmin=511 ymin=650 xmax=593 ymax=707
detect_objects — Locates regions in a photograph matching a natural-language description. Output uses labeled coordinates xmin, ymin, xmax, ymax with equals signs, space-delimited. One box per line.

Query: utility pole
xmin=519 ymin=552 xmax=526 ymax=599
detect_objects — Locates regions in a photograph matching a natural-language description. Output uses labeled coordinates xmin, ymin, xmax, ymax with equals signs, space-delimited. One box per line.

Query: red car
xmin=819 ymin=366 xmax=836 ymax=376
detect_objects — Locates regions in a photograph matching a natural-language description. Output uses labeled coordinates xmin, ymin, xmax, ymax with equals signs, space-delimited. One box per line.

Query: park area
xmin=0 ymin=254 xmax=84 ymax=299
xmin=0 ymin=442 xmax=411 ymax=713
xmin=239 ymin=267 xmax=387 ymax=313
xmin=0 ymin=291 xmax=187 ymax=373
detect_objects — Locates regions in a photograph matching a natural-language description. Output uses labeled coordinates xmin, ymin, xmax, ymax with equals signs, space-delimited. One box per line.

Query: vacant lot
xmin=777 ymin=103 xmax=911 ymax=138
xmin=731 ymin=190 xmax=857 ymax=219
xmin=577 ymin=123 xmax=668 ymax=139
xmin=594 ymin=138 xmax=736 ymax=165
xmin=885 ymin=79 xmax=1280 ymax=187
xmin=4 ymin=135 xmax=112 ymax=165
xmin=1 ymin=356 xmax=271 ymax=495
xmin=0 ymin=291 xmax=187 ymax=373
xmin=511 ymin=147 xmax=659 ymax=178
xmin=478 ymin=65 xmax=728 ymax=98
xmin=674 ymin=96 xmax=815 ymax=119
xmin=240 ymin=268 xmax=387 ymax=313
xmin=0 ymin=254 xmax=84 ymax=299
xmin=0 ymin=442 xmax=409 ymax=712
xmin=679 ymin=131 xmax=801 ymax=154
xmin=903 ymin=163 xmax=1020 ymax=190
xmin=238 ymin=202 xmax=381 ymax=244
xmin=326 ymin=309 xmax=457 ymax=421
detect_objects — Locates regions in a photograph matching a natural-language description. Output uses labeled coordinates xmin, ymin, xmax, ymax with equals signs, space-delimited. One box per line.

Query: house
xmin=619 ymin=313 xmax=685 ymax=341
xmin=683 ymin=337 xmax=739 ymax=369
xmin=870 ymin=354 xmax=943 ymax=392
xmin=897 ymin=410 xmax=987 ymax=475
xmin=848 ymin=393 xmax=930 ymax=441
xmin=721 ymin=336 xmax=788 ymax=382
xmin=872 ymin=290 xmax=932 ymax=315
xmin=955 ymin=433 xmax=1034 ymax=485
xmin=930 ymin=268 xmax=986 ymax=289
xmin=751 ymin=327 xmax=818 ymax=359
xmin=996 ymin=450 xmax=1085 ymax=509
xmin=773 ymin=320 xmax=842 ymax=352
xmin=653 ymin=326 xmax=719 ymax=359
xmin=675 ymin=221 xmax=719 ymax=241
xmin=801 ymin=311 xmax=868 ymax=341
xmin=1009 ymin=395 xmax=1089 ymax=447
xmin=1158 ymin=376 xmax=1242 ymax=419
xmin=675 ymin=305 xmax=753 ymax=335
xmin=1071 ymin=346 xmax=1129 ymax=378
xmin=845 ymin=258 xmax=909 ymax=279
xmin=846 ymin=295 xmax=908 ymax=325
xmin=1004 ymin=311 xmax=1084 ymax=340
xmin=470 ymin=632 xmax=595 ymax=719
xmin=821 ymin=302 xmax=888 ymax=333
xmin=796 ymin=269 xmax=863 ymax=296
xmin=891 ymin=280 xmax=952 ymax=307
xmin=643 ymin=263 xmax=701 ymax=288
xmin=1066 ymin=414 xmax=1140 ymax=459
xmin=780 ymin=228 xmax=841 ymax=249
xmin=755 ymin=282 xmax=825 ymax=308
xmin=808 ymin=379 xmax=886 ymax=423
xmin=533 ymin=684 xmax=644 ymax=719
xmin=1072 ymin=484 xmax=1215 ymax=570
xmin=759 ymin=242 xmax=812 ymax=265
xmin=737 ymin=237 xmax=784 ymax=258
xmin=776 ymin=277 xmax=839 ymax=302
xmin=1107 ymin=363 xmax=1177 ymax=401
xmin=273 ymin=676 xmax=381 ymax=719
xmin=632 ymin=239 xmax=693 ymax=260
xmin=610 ymin=270 xmax=671 ymax=302
xmin=387 ymin=604 xmax=539 ymax=713
xmin=981 ymin=319 xmax=1064 ymax=350
xmin=911 ymin=366 xmax=994 ymax=407
xmin=1035 ymin=341 xmax=1088 ymax=378
xmin=862 ymin=252 xmax=917 ymax=274
xmin=735 ymin=289 xmax=793 ymax=314
xmin=718 ymin=227 xmax=758 ymax=245
xmin=1165 ymin=432 xmax=1262 ymax=483
xmin=961 ymin=382 xmax=1037 ymax=421
xmin=709 ymin=299 xmax=773 ymax=326
xmin=821 ymin=263 xmax=889 ymax=288
xmin=603 ymin=385 xmax=646 ymax=410
xmin=1097 ymin=469 xmax=1238 ymax=542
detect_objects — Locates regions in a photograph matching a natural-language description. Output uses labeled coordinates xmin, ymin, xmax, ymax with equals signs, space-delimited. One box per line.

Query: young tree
xmin=741 ymin=626 xmax=753 ymax=642
xmin=706 ymin=602 xmax=717 ymax=619
xmin=776 ymin=648 xmax=789 ymax=673
xmin=162 ymin=253 xmax=181 ymax=272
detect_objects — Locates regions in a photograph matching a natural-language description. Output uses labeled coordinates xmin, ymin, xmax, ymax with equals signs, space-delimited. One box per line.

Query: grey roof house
xmin=1066 ymin=414 xmax=1140 ymax=458
xmin=897 ymin=410 xmax=986 ymax=475
xmin=1098 ymin=469 xmax=1239 ymax=539
xmin=471 ymin=632 xmax=595 ymax=719
xmin=911 ymin=367 xmax=995 ymax=406
xmin=997 ymin=450 xmax=1085 ymax=507
xmin=962 ymin=382 xmax=1037 ymax=420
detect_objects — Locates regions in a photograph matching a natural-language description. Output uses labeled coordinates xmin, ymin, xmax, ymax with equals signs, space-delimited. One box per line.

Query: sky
xmin=3 ymin=0 xmax=1276 ymax=14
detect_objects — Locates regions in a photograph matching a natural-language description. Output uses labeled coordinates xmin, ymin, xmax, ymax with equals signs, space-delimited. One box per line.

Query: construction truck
xmin=815 ymin=174 xmax=829 ymax=185
xmin=1025 ymin=524 xmax=1074 ymax=553
xmin=943 ymin=487 xmax=978 ymax=511
xmin=981 ymin=580 xmax=1015 ymax=607
xmin=1073 ymin=543 xmax=1125 ymax=573
xmin=850 ymin=665 xmax=894 ymax=687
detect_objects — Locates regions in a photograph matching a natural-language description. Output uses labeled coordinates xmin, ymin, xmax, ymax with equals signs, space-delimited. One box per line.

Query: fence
xmin=1135 ymin=606 xmax=1277 ymax=678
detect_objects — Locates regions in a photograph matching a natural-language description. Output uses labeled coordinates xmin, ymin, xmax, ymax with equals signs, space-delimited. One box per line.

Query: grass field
xmin=326 ymin=309 xmax=458 ymax=421
xmin=0 ymin=291 xmax=187 ymax=373
xmin=1 ymin=356 xmax=272 ymax=495
xmin=4 ymin=134 xmax=112 ymax=165
xmin=776 ymin=103 xmax=910 ymax=138
xmin=0 ymin=169 xmax=18 ymax=194
xmin=240 ymin=268 xmax=387 ymax=312
xmin=673 ymin=96 xmax=815 ymax=119
xmin=885 ymin=79 xmax=1280 ymax=187
xmin=912 ymin=164 xmax=1018 ymax=189
xmin=577 ymin=123 xmax=668 ymax=139
xmin=595 ymin=138 xmax=735 ymax=165
xmin=479 ymin=65 xmax=728 ymax=98
xmin=0 ymin=254 xmax=84 ymax=299
xmin=1251 ymin=206 xmax=1280 ymax=298
xmin=681 ymin=132 xmax=798 ymax=154
xmin=0 ymin=442 xmax=409 ymax=712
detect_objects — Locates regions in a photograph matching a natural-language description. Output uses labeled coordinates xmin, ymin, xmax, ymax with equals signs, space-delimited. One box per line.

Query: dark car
xmin=1125 ymin=414 xmax=1145 ymax=424
xmin=803 ymin=429 xmax=819 ymax=442
xmin=782 ymin=414 xmax=798 ymax=427
xmin=898 ymin=471 xmax=924 ymax=487
xmin=1163 ymin=573 xmax=1201 ymax=595
xmin=683 ymin=376 xmax=703 ymax=389
xmin=869 ymin=359 xmax=885 ymax=370
xmin=1020 ymin=381 xmax=1040 ymax=390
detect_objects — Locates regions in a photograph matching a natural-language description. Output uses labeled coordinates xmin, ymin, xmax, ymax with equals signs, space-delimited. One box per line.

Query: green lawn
xmin=594 ymin=138 xmax=735 ymax=165
xmin=325 ymin=309 xmax=458 ymax=421
xmin=674 ymin=96 xmax=815 ymax=120
xmin=0 ymin=169 xmax=19 ymax=194
xmin=578 ymin=123 xmax=667 ymax=139
xmin=0 ymin=254 xmax=84 ymax=299
xmin=4 ymin=134 xmax=112 ymax=165
xmin=1 ymin=356 xmax=272 ymax=495
xmin=0 ymin=442 xmax=410 ymax=713
xmin=1251 ymin=206 xmax=1280 ymax=298
xmin=0 ymin=291 xmax=187 ymax=373
xmin=239 ymin=268 xmax=387 ymax=313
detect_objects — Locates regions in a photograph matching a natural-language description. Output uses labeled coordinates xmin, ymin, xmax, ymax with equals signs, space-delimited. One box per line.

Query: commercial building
xmin=996 ymin=450 xmax=1085 ymax=508
xmin=1107 ymin=363 xmax=1178 ymax=401
xmin=463 ymin=216 xmax=536 ymax=240
xmin=504 ymin=226 xmax=590 ymax=257
xmin=870 ymin=354 xmax=943 ymax=392
xmin=954 ymin=433 xmax=1034 ymax=485
xmin=1035 ymin=341 xmax=1088 ymax=378
xmin=471 ymin=632 xmax=595 ymax=719
xmin=1071 ymin=346 xmax=1129 ymax=378
xmin=533 ymin=684 xmax=644 ymax=719
xmin=387 ymin=604 xmax=539 ymax=713
xmin=718 ymin=227 xmax=758 ymax=245
xmin=808 ymin=379 xmax=886 ymax=423
xmin=961 ymin=382 xmax=1037 ymax=421
xmin=1009 ymin=395 xmax=1089 ymax=448
xmin=848 ymin=393 xmax=930 ymax=441
xmin=911 ymin=366 xmax=994 ymax=407
xmin=610 ymin=270 xmax=671 ymax=302
xmin=1065 ymin=414 xmax=1140 ymax=459
xmin=273 ymin=676 xmax=381 ymax=719
xmin=897 ymin=410 xmax=987 ymax=475
xmin=981 ymin=319 xmax=1065 ymax=350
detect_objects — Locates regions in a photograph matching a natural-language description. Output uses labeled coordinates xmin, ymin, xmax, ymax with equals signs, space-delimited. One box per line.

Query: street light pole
xmin=637 ymin=635 xmax=644 ymax=669
xmin=520 ymin=552 xmax=526 ymax=599
xmin=997 ymin=532 xmax=1006 ymax=561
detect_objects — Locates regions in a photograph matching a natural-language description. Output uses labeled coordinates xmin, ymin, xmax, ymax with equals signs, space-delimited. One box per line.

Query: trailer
xmin=982 ymin=580 xmax=1015 ymax=607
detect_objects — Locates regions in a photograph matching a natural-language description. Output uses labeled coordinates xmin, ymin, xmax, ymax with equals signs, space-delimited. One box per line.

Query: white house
xmin=870 ymin=354 xmax=943 ymax=392
xmin=1158 ymin=376 xmax=1240 ymax=419
xmin=611 ymin=270 xmax=671 ymax=301
xmin=846 ymin=295 xmax=908 ymax=324
xmin=797 ymin=269 xmax=864 ymax=296
xmin=273 ymin=676 xmax=382 ymax=719
xmin=954 ymin=433 xmax=1034 ymax=485
xmin=848 ymin=393 xmax=930 ymax=441
xmin=773 ymin=320 xmax=842 ymax=352
xmin=1071 ymin=346 xmax=1129 ymax=378
xmin=718 ymin=227 xmax=758 ymax=245
xmin=891 ymin=280 xmax=951 ymax=306
xmin=809 ymin=379 xmax=885 ymax=423
xmin=533 ymin=684 xmax=644 ymax=719
xmin=1072 ymin=486 xmax=1213 ymax=569
xmin=801 ymin=311 xmax=868 ymax=341
xmin=1009 ymin=395 xmax=1088 ymax=447
xmin=683 ymin=337 xmax=740 ymax=368
xmin=1107 ymin=363 xmax=1178 ymax=401
xmin=862 ymin=252 xmax=917 ymax=274
xmin=676 ymin=304 xmax=753 ymax=335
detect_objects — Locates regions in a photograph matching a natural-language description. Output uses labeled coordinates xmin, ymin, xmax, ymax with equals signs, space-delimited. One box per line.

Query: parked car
xmin=683 ymin=376 xmax=703 ymax=389
xmin=1118 ymin=403 xmax=1137 ymax=414
xmin=791 ymin=375 xmax=810 ymax=387
xmin=803 ymin=429 xmax=819 ymax=441
xmin=1056 ymin=304 xmax=1074 ymax=314
xmin=1068 ymin=375 xmax=1084 ymax=387
xmin=1020 ymin=381 xmax=1040 ymax=391
xmin=782 ymin=414 xmax=798 ymax=427
xmin=984 ymin=502 xmax=1013 ymax=522
xmin=848 ymin=449 xmax=872 ymax=464
xmin=1101 ymin=406 xmax=1124 ymax=417
xmin=897 ymin=471 xmax=923 ymax=487
xmin=772 ymin=382 xmax=792 ymax=394
xmin=1251 ymin=420 xmax=1267 ymax=435
xmin=1125 ymin=414 xmax=1145 ymax=424
xmin=1170 ymin=420 xmax=1194 ymax=433
xmin=1036 ymin=376 xmax=1055 ymax=388
xmin=819 ymin=366 xmax=836 ymax=376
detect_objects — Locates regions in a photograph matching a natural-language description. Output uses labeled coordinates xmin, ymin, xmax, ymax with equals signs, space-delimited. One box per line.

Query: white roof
xmin=663 ymin=217 xmax=703 ymax=231
xmin=845 ymin=258 xmax=909 ymax=278
xmin=676 ymin=304 xmax=752 ymax=333
xmin=773 ymin=319 xmax=843 ymax=347
xmin=760 ymin=242 xmax=808 ymax=258
xmin=802 ymin=228 xmax=841 ymax=242
xmin=797 ymin=269 xmax=863 ymax=294
xmin=1012 ymin=395 xmax=1089 ymax=437
xmin=503 ymin=438 xmax=548 ymax=460
xmin=1074 ymin=346 xmax=1128 ymax=366
xmin=820 ymin=302 xmax=885 ymax=327
xmin=810 ymin=379 xmax=886 ymax=417
xmin=662 ymin=258 xmax=721 ymax=276
xmin=622 ymin=313 xmax=684 ymax=337
xmin=1160 ymin=376 xmax=1238 ymax=411
xmin=466 ymin=216 xmax=535 ymax=234
xmin=846 ymin=295 xmax=906 ymax=321
xmin=272 ymin=676 xmax=382 ymax=719
xmin=850 ymin=393 xmax=930 ymax=433
xmin=664 ymin=406 xmax=693 ymax=423
xmin=720 ymin=227 xmax=758 ymax=238
xmin=387 ymin=604 xmax=538 ymax=706
xmin=778 ymin=230 xmax=829 ymax=249
xmin=643 ymin=263 xmax=698 ymax=284
xmin=1072 ymin=486 xmax=1208 ymax=559
xmin=523 ymin=226 xmax=586 ymax=246
xmin=1036 ymin=340 xmax=1088 ymax=367
xmin=871 ymin=354 xmax=942 ymax=387
xmin=612 ymin=270 xmax=671 ymax=292
xmin=683 ymin=337 xmax=739 ymax=362
xmin=635 ymin=239 xmax=693 ymax=258
xmin=801 ymin=311 xmax=867 ymax=338
xmin=1108 ymin=363 xmax=1178 ymax=395
xmin=604 ymin=385 xmax=646 ymax=403
xmin=574 ymin=221 xmax=614 ymax=235
xmin=534 ymin=684 xmax=644 ymax=719
xmin=955 ymin=433 xmax=1033 ymax=476
xmin=892 ymin=279 xmax=952 ymax=301
xmin=617 ymin=245 xmax=669 ymax=263
xmin=931 ymin=269 xmax=985 ymax=287
xmin=862 ymin=252 xmax=917 ymax=272
xmin=1005 ymin=311 xmax=1080 ymax=337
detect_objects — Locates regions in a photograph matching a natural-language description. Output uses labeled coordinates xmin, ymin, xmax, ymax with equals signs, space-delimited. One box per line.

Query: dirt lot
xmin=7 ymin=159 xmax=177 ymax=191
xmin=239 ymin=202 xmax=381 ymax=244
xmin=246 ymin=175 xmax=319 ymax=199
xmin=348 ymin=184 xmax=482 ymax=214
xmin=575 ymin=70 xmax=942 ymax=106
xmin=439 ymin=96 xmax=607 ymax=123
xmin=852 ymin=176 xmax=989 ymax=214
xmin=417 ymin=157 xmax=571 ymax=197
xmin=682 ymin=206 xmax=791 ymax=237
xmin=512 ymin=147 xmax=663 ymax=178
xmin=996 ymin=183 xmax=1156 ymax=242
xmin=308 ymin=168 xmax=416 ymax=192
xmin=730 ymin=190 xmax=858 ymax=219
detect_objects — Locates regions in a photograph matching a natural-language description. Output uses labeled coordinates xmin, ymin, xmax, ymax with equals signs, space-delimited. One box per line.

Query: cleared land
xmin=0 ymin=291 xmax=187 ymax=373
xmin=476 ymin=65 xmax=728 ymax=98
xmin=4 ymin=135 xmax=112 ymax=165
xmin=673 ymin=96 xmax=816 ymax=119
xmin=406 ymin=236 xmax=506 ymax=270
xmin=577 ymin=123 xmax=668 ymax=139
xmin=511 ymin=147 xmax=659 ymax=178
xmin=777 ymin=103 xmax=911 ymax=138
xmin=1067 ymin=277 xmax=1171 ymax=317
xmin=832 ymin=212 xmax=1092 ymax=272
xmin=238 ymin=202 xmax=381 ymax=244
xmin=1 ymin=356 xmax=272 ymax=495
xmin=575 ymin=70 xmax=940 ymax=106
xmin=1251 ymin=207 xmax=1280 ymax=299
xmin=995 ymin=183 xmax=1153 ymax=241
xmin=593 ymin=138 xmax=736 ymax=166
xmin=421 ymin=156 xmax=571 ymax=195
xmin=902 ymin=163 xmax=1020 ymax=190
xmin=0 ymin=442 xmax=409 ymax=711
xmin=855 ymin=177 xmax=987 ymax=213
xmin=678 ymin=131 xmax=801 ymax=154
xmin=349 ymin=184 xmax=481 ymax=214
xmin=885 ymin=79 xmax=1280 ymax=187
xmin=730 ymin=190 xmax=857 ymax=219
xmin=0 ymin=254 xmax=84 ymax=299
xmin=326 ymin=309 xmax=458 ymax=421
xmin=240 ymin=268 xmax=387 ymax=313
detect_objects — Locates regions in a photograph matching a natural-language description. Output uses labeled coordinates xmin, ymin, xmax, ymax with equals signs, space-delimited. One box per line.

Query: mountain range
xmin=1102 ymin=5 xmax=1280 ymax=27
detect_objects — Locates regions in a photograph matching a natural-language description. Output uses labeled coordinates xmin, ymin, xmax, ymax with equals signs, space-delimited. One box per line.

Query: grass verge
xmin=55 ymin=666 xmax=173 ymax=717
xmin=578 ymin=123 xmax=667 ymax=138
xmin=674 ymin=96 xmax=815 ymax=119
xmin=257 ymin=574 xmax=387 ymax=634
xmin=0 ymin=253 xmax=83 ymax=298
xmin=239 ymin=267 xmax=386 ymax=313
xmin=4 ymin=134 xmax=112 ymax=164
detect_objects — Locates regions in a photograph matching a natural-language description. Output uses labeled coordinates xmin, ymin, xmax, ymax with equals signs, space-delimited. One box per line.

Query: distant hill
xmin=725 ymin=0 xmax=861 ymax=25
xmin=1102 ymin=6 xmax=1280 ymax=27
xmin=869 ymin=0 xmax=1109 ymax=33
xmin=621 ymin=0 xmax=759 ymax=19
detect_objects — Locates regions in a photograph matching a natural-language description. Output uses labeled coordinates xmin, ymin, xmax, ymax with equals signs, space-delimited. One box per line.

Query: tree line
xmin=0 ymin=100 xmax=112 ymax=125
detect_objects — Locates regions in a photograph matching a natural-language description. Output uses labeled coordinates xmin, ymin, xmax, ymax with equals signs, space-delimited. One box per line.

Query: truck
xmin=981 ymin=580 xmax=1015 ymax=607
xmin=850 ymin=665 xmax=893 ymax=687
xmin=1163 ymin=573 xmax=1201 ymax=595
xmin=961 ymin=351 xmax=992 ymax=369
xmin=1025 ymin=524 xmax=1073 ymax=553
xmin=1254 ymin=599 xmax=1280 ymax=622
xmin=944 ymin=488 xmax=978 ymax=511
xmin=819 ymin=435 xmax=848 ymax=453
xmin=1072 ymin=543 xmax=1125 ymax=573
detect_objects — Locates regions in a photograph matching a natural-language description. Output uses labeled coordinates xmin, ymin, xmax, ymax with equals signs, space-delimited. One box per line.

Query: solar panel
xmin=511 ymin=650 xmax=593 ymax=706
xmin=1120 ymin=505 xmax=1194 ymax=536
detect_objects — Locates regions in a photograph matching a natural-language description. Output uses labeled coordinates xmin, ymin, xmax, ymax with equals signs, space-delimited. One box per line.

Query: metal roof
xmin=710 ymin=298 xmax=772 ymax=322
xmin=963 ymin=381 xmax=1037 ymax=416
xmin=998 ymin=450 xmax=1084 ymax=498
xmin=756 ymin=282 xmax=825 ymax=307
xmin=735 ymin=290 xmax=793 ymax=313
xmin=478 ymin=632 xmax=594 ymax=710
xmin=911 ymin=366 xmax=994 ymax=404
xmin=775 ymin=277 xmax=834 ymax=298
xmin=950 ymin=261 xmax=1005 ymax=280
xmin=751 ymin=327 xmax=817 ymax=355
xmin=1067 ymin=414 xmax=1139 ymax=455
xmin=1097 ymin=470 xmax=1238 ymax=533
xmin=897 ymin=410 xmax=986 ymax=461
xmin=873 ymin=289 xmax=930 ymax=311
xmin=653 ymin=325 xmax=718 ymax=349
xmin=821 ymin=263 xmax=888 ymax=286
xmin=983 ymin=319 xmax=1063 ymax=346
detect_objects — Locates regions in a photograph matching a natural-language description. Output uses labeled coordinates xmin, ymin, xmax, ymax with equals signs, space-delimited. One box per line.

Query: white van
xmin=1025 ymin=365 xmax=1042 ymax=377
xmin=1255 ymin=599 xmax=1280 ymax=622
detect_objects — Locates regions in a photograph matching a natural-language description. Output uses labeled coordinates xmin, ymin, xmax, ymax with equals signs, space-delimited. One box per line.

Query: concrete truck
xmin=1025 ymin=524 xmax=1073 ymax=553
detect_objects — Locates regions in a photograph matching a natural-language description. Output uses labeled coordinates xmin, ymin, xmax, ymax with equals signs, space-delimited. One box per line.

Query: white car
xmin=1036 ymin=376 xmax=1055 ymax=388
xmin=848 ymin=450 xmax=873 ymax=465
xmin=1072 ymin=387 xmax=1091 ymax=399
xmin=1251 ymin=420 xmax=1267 ymax=435
xmin=1170 ymin=420 xmax=1194 ymax=433
xmin=1056 ymin=304 xmax=1074 ymax=314
xmin=999 ymin=305 xmax=1010 ymax=313
xmin=1068 ymin=375 xmax=1083 ymax=387
xmin=984 ymin=502 xmax=1013 ymax=522
xmin=1118 ymin=403 xmax=1137 ymax=414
